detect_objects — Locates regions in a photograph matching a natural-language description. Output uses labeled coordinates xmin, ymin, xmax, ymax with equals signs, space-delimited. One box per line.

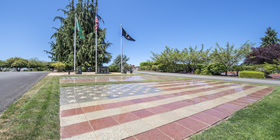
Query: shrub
xmin=208 ymin=63 xmax=227 ymax=75
xmin=239 ymin=71 xmax=265 ymax=79
xmin=109 ymin=65 xmax=120 ymax=72
xmin=263 ymin=63 xmax=277 ymax=76
xmin=140 ymin=62 xmax=154 ymax=71
xmin=151 ymin=65 xmax=159 ymax=71
xmin=51 ymin=62 xmax=66 ymax=72
xmin=195 ymin=69 xmax=201 ymax=74
xmin=200 ymin=63 xmax=226 ymax=75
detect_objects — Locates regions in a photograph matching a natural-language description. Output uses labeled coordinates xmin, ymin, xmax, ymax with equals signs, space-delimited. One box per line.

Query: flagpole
xmin=74 ymin=14 xmax=77 ymax=73
xmin=95 ymin=1 xmax=98 ymax=74
xmin=95 ymin=22 xmax=98 ymax=74
xmin=120 ymin=24 xmax=123 ymax=73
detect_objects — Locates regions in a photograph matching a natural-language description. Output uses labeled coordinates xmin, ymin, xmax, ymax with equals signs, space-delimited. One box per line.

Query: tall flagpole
xmin=95 ymin=0 xmax=98 ymax=74
xmin=95 ymin=21 xmax=98 ymax=74
xmin=120 ymin=24 xmax=123 ymax=73
xmin=74 ymin=14 xmax=77 ymax=73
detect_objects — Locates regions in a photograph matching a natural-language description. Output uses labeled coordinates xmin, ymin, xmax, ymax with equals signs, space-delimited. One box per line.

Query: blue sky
xmin=0 ymin=0 xmax=280 ymax=65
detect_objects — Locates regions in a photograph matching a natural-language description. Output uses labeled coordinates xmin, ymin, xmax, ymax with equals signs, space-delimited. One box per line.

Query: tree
xmin=261 ymin=27 xmax=280 ymax=47
xmin=28 ymin=58 xmax=48 ymax=71
xmin=10 ymin=58 xmax=28 ymax=71
xmin=0 ymin=60 xmax=7 ymax=71
xmin=151 ymin=46 xmax=180 ymax=72
xmin=47 ymin=0 xmax=111 ymax=70
xmin=112 ymin=55 xmax=129 ymax=66
xmin=179 ymin=45 xmax=210 ymax=73
xmin=244 ymin=44 xmax=280 ymax=64
xmin=109 ymin=55 xmax=129 ymax=72
xmin=6 ymin=57 xmax=28 ymax=71
xmin=211 ymin=42 xmax=252 ymax=75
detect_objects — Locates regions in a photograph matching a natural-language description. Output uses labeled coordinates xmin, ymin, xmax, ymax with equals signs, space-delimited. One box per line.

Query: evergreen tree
xmin=112 ymin=55 xmax=129 ymax=67
xmin=261 ymin=27 xmax=280 ymax=47
xmin=46 ymin=0 xmax=111 ymax=70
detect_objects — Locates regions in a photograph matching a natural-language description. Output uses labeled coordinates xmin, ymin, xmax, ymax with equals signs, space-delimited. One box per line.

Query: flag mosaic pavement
xmin=60 ymin=75 xmax=179 ymax=84
xmin=59 ymin=78 xmax=274 ymax=140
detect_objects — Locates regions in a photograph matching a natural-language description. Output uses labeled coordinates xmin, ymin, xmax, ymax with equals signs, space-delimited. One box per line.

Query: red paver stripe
xmin=158 ymin=122 xmax=194 ymax=140
xmin=89 ymin=116 xmax=119 ymax=130
xmin=176 ymin=117 xmax=208 ymax=132
xmin=163 ymin=82 xmax=223 ymax=91
xmin=134 ymin=128 xmax=172 ymax=140
xmin=153 ymin=81 xmax=213 ymax=88
xmin=61 ymin=82 xmax=232 ymax=117
xmin=61 ymin=121 xmax=93 ymax=139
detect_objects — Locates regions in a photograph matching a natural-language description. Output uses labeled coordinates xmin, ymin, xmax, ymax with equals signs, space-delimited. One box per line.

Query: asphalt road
xmin=0 ymin=72 xmax=48 ymax=113
xmin=137 ymin=71 xmax=280 ymax=85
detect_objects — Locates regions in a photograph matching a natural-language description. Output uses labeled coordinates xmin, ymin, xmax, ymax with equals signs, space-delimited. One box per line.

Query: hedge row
xmin=239 ymin=71 xmax=265 ymax=79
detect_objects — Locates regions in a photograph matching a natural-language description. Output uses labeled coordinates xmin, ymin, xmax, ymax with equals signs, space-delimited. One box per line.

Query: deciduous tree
xmin=8 ymin=58 xmax=28 ymax=71
xmin=211 ymin=42 xmax=252 ymax=75
xmin=244 ymin=44 xmax=280 ymax=64
xmin=179 ymin=45 xmax=210 ymax=73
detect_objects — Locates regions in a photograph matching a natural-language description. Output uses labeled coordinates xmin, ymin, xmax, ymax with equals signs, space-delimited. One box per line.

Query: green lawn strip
xmin=190 ymin=88 xmax=280 ymax=140
xmin=60 ymin=77 xmax=190 ymax=87
xmin=0 ymin=76 xmax=60 ymax=140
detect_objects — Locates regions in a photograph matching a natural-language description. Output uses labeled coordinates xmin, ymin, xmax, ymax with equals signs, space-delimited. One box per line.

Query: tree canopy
xmin=47 ymin=0 xmax=111 ymax=70
xmin=151 ymin=46 xmax=181 ymax=72
xmin=112 ymin=55 xmax=129 ymax=67
xmin=245 ymin=28 xmax=280 ymax=65
xmin=108 ymin=55 xmax=129 ymax=72
xmin=179 ymin=45 xmax=210 ymax=73
xmin=211 ymin=42 xmax=252 ymax=75
xmin=6 ymin=57 xmax=28 ymax=71
xmin=261 ymin=27 xmax=280 ymax=47
xmin=245 ymin=44 xmax=280 ymax=64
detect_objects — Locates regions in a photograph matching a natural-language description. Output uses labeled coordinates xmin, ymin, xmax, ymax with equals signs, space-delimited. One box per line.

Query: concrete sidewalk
xmin=137 ymin=71 xmax=280 ymax=85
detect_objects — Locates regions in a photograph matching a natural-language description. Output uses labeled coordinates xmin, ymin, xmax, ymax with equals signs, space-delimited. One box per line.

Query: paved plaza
xmin=60 ymin=75 xmax=179 ymax=84
xmin=59 ymin=75 xmax=274 ymax=140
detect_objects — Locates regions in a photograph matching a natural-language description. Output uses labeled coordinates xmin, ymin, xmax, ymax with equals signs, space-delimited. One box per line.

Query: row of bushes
xmin=140 ymin=62 xmax=279 ymax=78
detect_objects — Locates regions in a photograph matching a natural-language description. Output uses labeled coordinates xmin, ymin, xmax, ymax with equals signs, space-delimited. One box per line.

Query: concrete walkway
xmin=137 ymin=71 xmax=280 ymax=85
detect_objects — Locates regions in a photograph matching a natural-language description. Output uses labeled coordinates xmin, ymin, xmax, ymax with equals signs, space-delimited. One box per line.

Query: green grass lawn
xmin=190 ymin=88 xmax=280 ymax=140
xmin=0 ymin=76 xmax=60 ymax=140
xmin=0 ymin=75 xmax=279 ymax=140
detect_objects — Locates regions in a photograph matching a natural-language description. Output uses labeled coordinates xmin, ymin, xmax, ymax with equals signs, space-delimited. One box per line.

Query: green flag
xmin=76 ymin=17 xmax=85 ymax=39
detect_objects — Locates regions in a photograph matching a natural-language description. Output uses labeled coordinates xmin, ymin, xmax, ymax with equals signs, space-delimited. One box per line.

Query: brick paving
xmin=60 ymin=75 xmax=178 ymax=84
xmin=59 ymin=77 xmax=274 ymax=140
